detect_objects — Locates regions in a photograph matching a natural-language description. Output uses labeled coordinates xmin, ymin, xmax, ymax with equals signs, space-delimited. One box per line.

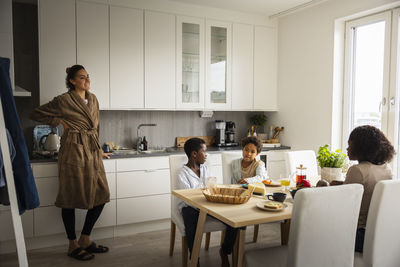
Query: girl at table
xmin=231 ymin=136 xmax=267 ymax=184
xmin=177 ymin=138 xmax=237 ymax=267
xmin=335 ymin=125 xmax=394 ymax=253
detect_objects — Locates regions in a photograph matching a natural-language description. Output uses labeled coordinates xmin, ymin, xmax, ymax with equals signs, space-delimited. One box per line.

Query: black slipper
xmin=68 ymin=247 xmax=94 ymax=261
xmin=84 ymin=242 xmax=109 ymax=253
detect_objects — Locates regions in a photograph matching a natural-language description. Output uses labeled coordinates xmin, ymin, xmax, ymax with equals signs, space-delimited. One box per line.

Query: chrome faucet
xmin=136 ymin=123 xmax=157 ymax=151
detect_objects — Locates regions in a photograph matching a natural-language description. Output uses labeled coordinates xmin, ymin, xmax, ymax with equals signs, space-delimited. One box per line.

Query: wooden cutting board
xmin=176 ymin=136 xmax=215 ymax=148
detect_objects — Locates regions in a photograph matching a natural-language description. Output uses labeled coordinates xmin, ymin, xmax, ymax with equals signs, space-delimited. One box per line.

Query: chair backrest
xmin=287 ymin=184 xmax=363 ymax=267
xmin=266 ymin=150 xmax=289 ymax=180
xmin=169 ymin=154 xmax=188 ymax=221
xmin=221 ymin=151 xmax=243 ymax=184
xmin=363 ymin=180 xmax=400 ymax=267
xmin=285 ymin=150 xmax=319 ymax=186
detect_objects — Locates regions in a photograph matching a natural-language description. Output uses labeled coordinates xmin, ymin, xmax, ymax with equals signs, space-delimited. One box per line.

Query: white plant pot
xmin=321 ymin=167 xmax=343 ymax=183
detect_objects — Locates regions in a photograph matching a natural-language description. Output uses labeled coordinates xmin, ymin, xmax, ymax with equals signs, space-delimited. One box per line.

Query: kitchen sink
xmin=140 ymin=148 xmax=168 ymax=154
xmin=111 ymin=149 xmax=138 ymax=156
xmin=109 ymin=147 xmax=177 ymax=158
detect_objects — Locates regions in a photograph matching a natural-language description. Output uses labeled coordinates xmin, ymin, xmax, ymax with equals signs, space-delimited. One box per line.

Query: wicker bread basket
xmin=202 ymin=186 xmax=252 ymax=204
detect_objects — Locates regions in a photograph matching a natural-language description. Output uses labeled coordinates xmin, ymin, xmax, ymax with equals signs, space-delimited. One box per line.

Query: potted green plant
xmin=317 ymin=144 xmax=347 ymax=183
xmin=250 ymin=114 xmax=267 ymax=134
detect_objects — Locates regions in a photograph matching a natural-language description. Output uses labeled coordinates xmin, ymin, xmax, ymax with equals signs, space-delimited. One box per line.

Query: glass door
xmin=343 ymin=11 xmax=392 ymax=142
xmin=176 ymin=16 xmax=204 ymax=109
xmin=392 ymin=8 xmax=400 ymax=177
xmin=206 ymin=20 xmax=231 ymax=110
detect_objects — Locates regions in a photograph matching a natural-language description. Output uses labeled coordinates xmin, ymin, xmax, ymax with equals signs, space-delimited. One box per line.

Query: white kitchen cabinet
xmin=33 ymin=161 xmax=116 ymax=205
xmin=35 ymin=177 xmax=58 ymax=207
xmin=0 ymin=210 xmax=33 ymax=241
xmin=176 ymin=16 xmax=205 ymax=110
xmin=38 ymin=0 xmax=76 ymax=105
xmin=93 ymin=199 xmax=116 ymax=228
xmin=205 ymin=20 xmax=232 ymax=110
xmin=110 ymin=6 xmax=144 ymax=109
xmin=117 ymin=194 xmax=170 ymax=225
xmin=34 ymin=206 xmax=77 ymax=236
xmin=103 ymin=159 xmax=116 ymax=173
xmin=115 ymin=156 xmax=170 ymax=225
xmin=107 ymin=173 xmax=116 ymax=200
xmin=77 ymin=1 xmax=109 ymax=109
xmin=232 ymin=23 xmax=254 ymax=110
xmin=117 ymin=169 xmax=170 ymax=198
xmin=34 ymin=200 xmax=116 ymax=236
xmin=253 ymin=26 xmax=278 ymax=111
xmin=116 ymin=156 xmax=169 ymax=172
xmin=145 ymin=11 xmax=176 ymax=109
xmin=31 ymin=162 xmax=58 ymax=178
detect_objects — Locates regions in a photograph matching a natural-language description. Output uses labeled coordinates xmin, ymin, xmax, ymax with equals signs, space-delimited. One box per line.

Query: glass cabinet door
xmin=176 ymin=16 xmax=204 ymax=109
xmin=206 ymin=20 xmax=231 ymax=109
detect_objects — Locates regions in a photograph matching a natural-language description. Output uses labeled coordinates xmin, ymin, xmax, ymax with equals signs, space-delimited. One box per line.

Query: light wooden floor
xmin=0 ymin=224 xmax=281 ymax=267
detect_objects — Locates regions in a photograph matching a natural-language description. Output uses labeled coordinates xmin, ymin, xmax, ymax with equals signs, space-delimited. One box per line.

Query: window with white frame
xmin=343 ymin=8 xmax=400 ymax=176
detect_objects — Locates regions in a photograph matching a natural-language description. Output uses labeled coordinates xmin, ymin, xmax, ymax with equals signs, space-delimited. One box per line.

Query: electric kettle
xmin=39 ymin=129 xmax=60 ymax=152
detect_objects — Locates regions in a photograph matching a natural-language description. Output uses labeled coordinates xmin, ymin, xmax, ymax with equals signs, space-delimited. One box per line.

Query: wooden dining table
xmin=172 ymin=186 xmax=293 ymax=267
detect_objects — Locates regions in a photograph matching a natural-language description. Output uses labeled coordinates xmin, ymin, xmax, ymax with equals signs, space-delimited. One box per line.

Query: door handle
xmin=379 ymin=97 xmax=387 ymax=112
xmin=390 ymin=97 xmax=395 ymax=106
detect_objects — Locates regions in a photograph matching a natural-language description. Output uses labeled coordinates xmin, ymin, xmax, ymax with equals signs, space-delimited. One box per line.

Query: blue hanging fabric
xmin=0 ymin=57 xmax=40 ymax=214
xmin=0 ymin=129 xmax=16 ymax=187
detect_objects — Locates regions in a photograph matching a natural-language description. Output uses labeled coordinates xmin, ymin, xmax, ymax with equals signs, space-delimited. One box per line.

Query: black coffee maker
xmin=225 ymin=121 xmax=236 ymax=145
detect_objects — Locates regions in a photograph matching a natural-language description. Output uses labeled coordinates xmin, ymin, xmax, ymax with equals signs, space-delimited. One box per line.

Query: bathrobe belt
xmin=68 ymin=128 xmax=101 ymax=151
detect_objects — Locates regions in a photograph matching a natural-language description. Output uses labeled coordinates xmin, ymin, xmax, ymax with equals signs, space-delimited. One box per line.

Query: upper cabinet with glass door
xmin=206 ymin=20 xmax=232 ymax=110
xmin=176 ymin=16 xmax=205 ymax=109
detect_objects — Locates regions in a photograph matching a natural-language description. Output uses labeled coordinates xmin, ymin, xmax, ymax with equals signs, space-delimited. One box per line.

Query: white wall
xmin=270 ymin=0 xmax=399 ymax=151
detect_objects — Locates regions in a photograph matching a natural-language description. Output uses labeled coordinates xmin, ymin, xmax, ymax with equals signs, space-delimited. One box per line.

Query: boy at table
xmin=177 ymin=137 xmax=238 ymax=267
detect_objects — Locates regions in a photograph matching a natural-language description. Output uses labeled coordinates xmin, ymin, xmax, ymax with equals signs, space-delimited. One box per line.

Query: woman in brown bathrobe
xmin=30 ymin=65 xmax=110 ymax=261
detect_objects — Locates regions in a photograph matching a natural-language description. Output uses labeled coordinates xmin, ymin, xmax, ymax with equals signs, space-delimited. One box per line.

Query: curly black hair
xmin=241 ymin=136 xmax=262 ymax=154
xmin=348 ymin=125 xmax=395 ymax=165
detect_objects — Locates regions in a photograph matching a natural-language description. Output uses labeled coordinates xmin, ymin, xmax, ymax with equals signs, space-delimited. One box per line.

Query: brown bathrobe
xmin=30 ymin=90 xmax=110 ymax=209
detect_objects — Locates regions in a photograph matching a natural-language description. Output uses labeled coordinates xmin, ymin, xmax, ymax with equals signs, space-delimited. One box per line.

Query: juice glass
xmin=280 ymin=174 xmax=291 ymax=191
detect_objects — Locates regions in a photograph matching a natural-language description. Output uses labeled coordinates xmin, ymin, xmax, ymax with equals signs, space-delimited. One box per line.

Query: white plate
xmin=256 ymin=201 xmax=287 ymax=212
xmin=264 ymin=182 xmax=282 ymax=187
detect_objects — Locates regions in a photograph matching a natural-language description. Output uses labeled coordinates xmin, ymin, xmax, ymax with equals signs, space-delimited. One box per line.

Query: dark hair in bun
xmin=65 ymin=64 xmax=85 ymax=91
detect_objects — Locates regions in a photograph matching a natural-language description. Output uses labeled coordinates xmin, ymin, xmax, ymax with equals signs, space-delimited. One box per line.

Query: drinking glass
xmin=206 ymin=176 xmax=217 ymax=189
xmin=280 ymin=174 xmax=291 ymax=192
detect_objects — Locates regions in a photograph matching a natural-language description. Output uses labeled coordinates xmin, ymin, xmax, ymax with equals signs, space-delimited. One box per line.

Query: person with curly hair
xmin=344 ymin=125 xmax=394 ymax=253
xmin=231 ymin=136 xmax=267 ymax=184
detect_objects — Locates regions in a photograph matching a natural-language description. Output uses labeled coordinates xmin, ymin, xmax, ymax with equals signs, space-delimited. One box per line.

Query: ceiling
xmin=167 ymin=0 xmax=322 ymax=17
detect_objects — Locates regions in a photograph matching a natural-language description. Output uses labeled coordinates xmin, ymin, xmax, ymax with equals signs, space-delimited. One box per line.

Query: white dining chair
xmin=245 ymin=184 xmax=364 ymax=267
xmin=169 ymin=154 xmax=226 ymax=267
xmin=221 ymin=151 xmax=262 ymax=243
xmin=285 ymin=150 xmax=319 ymax=186
xmin=354 ymin=180 xmax=400 ymax=267
xmin=221 ymin=151 xmax=243 ymax=184
xmin=266 ymin=150 xmax=289 ymax=180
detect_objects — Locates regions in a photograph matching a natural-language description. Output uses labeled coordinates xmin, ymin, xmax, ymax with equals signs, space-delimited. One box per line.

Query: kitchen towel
xmin=0 ymin=57 xmax=40 ymax=213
